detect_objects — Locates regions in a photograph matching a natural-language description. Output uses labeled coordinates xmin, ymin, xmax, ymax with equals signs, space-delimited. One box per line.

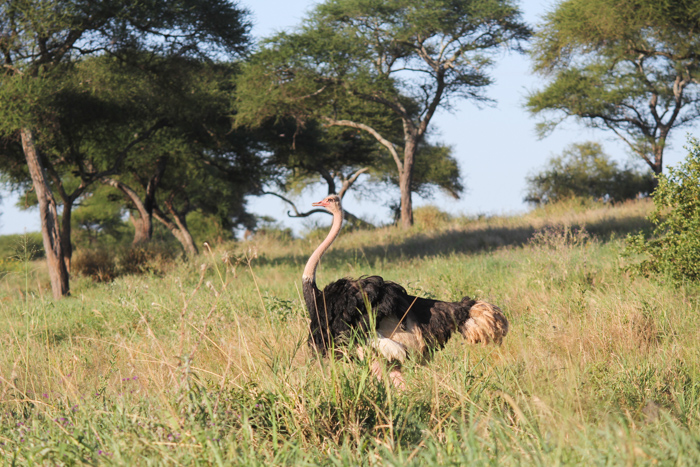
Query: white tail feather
xmin=461 ymin=300 xmax=509 ymax=345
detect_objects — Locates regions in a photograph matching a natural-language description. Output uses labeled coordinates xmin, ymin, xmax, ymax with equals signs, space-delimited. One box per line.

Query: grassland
xmin=1 ymin=199 xmax=699 ymax=465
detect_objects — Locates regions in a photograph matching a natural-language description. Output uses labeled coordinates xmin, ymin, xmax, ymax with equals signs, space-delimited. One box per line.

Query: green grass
xmin=1 ymin=199 xmax=700 ymax=465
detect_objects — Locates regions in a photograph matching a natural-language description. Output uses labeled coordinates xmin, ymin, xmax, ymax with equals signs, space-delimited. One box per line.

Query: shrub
xmin=413 ymin=205 xmax=451 ymax=230
xmin=116 ymin=244 xmax=177 ymax=276
xmin=525 ymin=142 xmax=654 ymax=205
xmin=73 ymin=243 xmax=178 ymax=281
xmin=625 ymin=139 xmax=700 ymax=283
xmin=72 ymin=249 xmax=117 ymax=282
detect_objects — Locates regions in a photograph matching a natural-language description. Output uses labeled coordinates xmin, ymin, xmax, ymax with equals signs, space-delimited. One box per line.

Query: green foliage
xmin=626 ymin=139 xmax=700 ymax=282
xmin=71 ymin=186 xmax=129 ymax=248
xmin=1 ymin=0 xmax=251 ymax=74
xmin=0 ymin=0 xmax=258 ymax=276
xmin=258 ymin=118 xmax=390 ymax=195
xmin=186 ymin=211 xmax=236 ymax=246
xmin=0 ymin=233 xmax=44 ymax=260
xmin=527 ymin=0 xmax=700 ymax=174
xmin=374 ymin=142 xmax=465 ymax=199
xmin=525 ymin=142 xmax=655 ymax=205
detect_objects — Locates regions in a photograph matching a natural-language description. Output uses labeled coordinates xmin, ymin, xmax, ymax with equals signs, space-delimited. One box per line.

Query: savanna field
xmin=1 ymin=199 xmax=699 ymax=465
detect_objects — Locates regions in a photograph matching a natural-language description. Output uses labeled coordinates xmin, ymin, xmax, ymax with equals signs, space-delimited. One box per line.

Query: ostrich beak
xmin=312 ymin=199 xmax=330 ymax=207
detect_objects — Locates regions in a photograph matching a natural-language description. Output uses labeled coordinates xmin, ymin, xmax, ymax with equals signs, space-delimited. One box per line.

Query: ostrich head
xmin=312 ymin=194 xmax=342 ymax=214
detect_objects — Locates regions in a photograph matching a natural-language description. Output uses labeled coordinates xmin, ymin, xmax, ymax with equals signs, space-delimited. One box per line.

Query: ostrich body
xmin=302 ymin=195 xmax=509 ymax=369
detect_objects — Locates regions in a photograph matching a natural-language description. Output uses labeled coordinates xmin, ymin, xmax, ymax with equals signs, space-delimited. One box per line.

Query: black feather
xmin=304 ymin=275 xmax=475 ymax=356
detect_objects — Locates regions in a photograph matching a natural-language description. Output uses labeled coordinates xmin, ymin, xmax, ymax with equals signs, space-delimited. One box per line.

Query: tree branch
xmin=337 ymin=167 xmax=369 ymax=199
xmin=604 ymin=122 xmax=654 ymax=168
xmin=260 ymin=190 xmax=373 ymax=227
xmin=94 ymin=118 xmax=168 ymax=179
xmin=322 ymin=117 xmax=404 ymax=173
xmin=349 ymin=90 xmax=412 ymax=122
xmin=261 ymin=190 xmax=329 ymax=218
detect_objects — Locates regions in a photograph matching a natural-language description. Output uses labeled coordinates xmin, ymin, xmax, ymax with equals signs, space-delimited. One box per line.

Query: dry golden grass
xmin=1 ymin=198 xmax=699 ymax=464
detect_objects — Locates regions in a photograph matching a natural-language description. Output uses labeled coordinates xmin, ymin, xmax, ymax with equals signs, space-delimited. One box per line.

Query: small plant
xmin=263 ymin=293 xmax=299 ymax=323
xmin=625 ymin=139 xmax=700 ymax=283
xmin=0 ymin=233 xmax=44 ymax=260
xmin=530 ymin=224 xmax=591 ymax=251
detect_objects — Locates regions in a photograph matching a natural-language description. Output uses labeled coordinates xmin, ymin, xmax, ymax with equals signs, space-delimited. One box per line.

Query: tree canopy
xmin=527 ymin=0 xmax=700 ymax=177
xmin=236 ymin=0 xmax=530 ymax=227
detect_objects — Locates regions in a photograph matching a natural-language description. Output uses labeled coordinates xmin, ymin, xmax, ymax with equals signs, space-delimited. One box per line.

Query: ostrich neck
xmin=302 ymin=209 xmax=344 ymax=286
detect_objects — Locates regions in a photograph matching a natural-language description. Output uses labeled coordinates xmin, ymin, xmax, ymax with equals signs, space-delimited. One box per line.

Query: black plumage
xmin=302 ymin=195 xmax=509 ymax=369
xmin=304 ymin=275 xmax=477 ymax=355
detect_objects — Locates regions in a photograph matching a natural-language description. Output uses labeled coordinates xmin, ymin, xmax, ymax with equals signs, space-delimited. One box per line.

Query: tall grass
xmin=1 ymin=199 xmax=699 ymax=465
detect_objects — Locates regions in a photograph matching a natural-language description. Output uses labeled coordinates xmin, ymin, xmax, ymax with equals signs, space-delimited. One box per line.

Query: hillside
xmin=1 ymin=199 xmax=699 ymax=465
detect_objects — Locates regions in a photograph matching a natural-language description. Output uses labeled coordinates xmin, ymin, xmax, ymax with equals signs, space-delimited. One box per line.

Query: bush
xmin=625 ymin=139 xmax=700 ymax=283
xmin=525 ymin=142 xmax=654 ymax=205
xmin=73 ymin=244 xmax=178 ymax=281
xmin=413 ymin=205 xmax=451 ymax=230
xmin=71 ymin=249 xmax=117 ymax=282
xmin=116 ymin=244 xmax=177 ymax=276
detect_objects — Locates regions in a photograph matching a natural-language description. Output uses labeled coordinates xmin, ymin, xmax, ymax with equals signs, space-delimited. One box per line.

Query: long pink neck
xmin=302 ymin=208 xmax=344 ymax=285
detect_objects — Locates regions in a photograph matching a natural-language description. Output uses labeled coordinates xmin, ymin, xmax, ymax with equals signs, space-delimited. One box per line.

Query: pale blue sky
xmin=0 ymin=0 xmax=694 ymax=234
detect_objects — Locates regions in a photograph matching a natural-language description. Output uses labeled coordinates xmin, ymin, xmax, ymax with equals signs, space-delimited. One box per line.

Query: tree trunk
xmin=21 ymin=128 xmax=70 ymax=298
xmin=172 ymin=225 xmax=198 ymax=257
xmin=153 ymin=207 xmax=198 ymax=256
xmin=60 ymin=199 xmax=73 ymax=273
xmin=103 ymin=179 xmax=154 ymax=245
xmin=653 ymin=146 xmax=663 ymax=174
xmin=103 ymin=158 xmax=166 ymax=245
xmin=129 ymin=213 xmax=152 ymax=245
xmin=399 ymin=140 xmax=417 ymax=229
xmin=650 ymin=143 xmax=665 ymax=190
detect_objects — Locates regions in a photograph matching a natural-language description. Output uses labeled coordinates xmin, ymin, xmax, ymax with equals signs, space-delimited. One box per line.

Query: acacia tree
xmin=0 ymin=0 xmax=250 ymax=298
xmin=237 ymin=0 xmax=530 ymax=228
xmin=106 ymin=132 xmax=262 ymax=256
xmin=0 ymin=63 xmax=168 ymax=280
xmin=527 ymin=0 xmax=700 ymax=179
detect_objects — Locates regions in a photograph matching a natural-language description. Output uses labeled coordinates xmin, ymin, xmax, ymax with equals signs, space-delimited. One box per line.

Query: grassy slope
xmin=1 ymin=199 xmax=699 ymax=465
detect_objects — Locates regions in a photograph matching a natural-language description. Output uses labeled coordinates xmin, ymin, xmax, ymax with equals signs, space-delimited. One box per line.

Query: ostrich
xmin=302 ymin=194 xmax=509 ymax=385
